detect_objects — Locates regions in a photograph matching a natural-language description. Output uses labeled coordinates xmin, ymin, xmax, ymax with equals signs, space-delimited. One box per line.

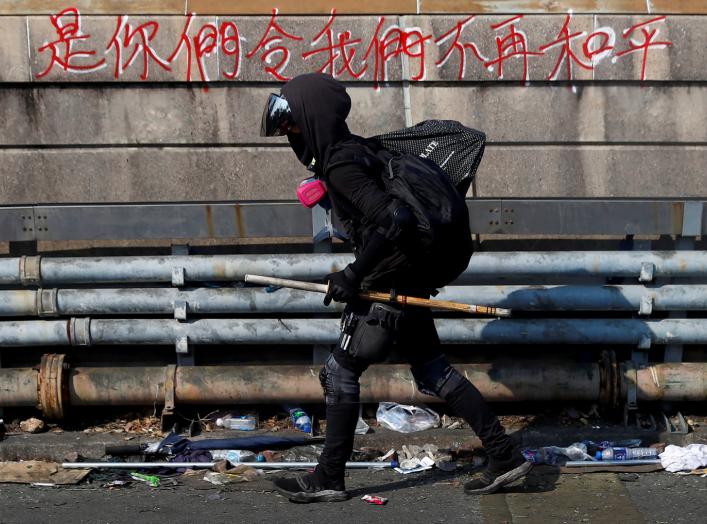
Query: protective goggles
xmin=260 ymin=93 xmax=295 ymax=137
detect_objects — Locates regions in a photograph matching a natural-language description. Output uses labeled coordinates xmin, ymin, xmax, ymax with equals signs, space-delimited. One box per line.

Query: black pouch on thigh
xmin=345 ymin=302 xmax=403 ymax=363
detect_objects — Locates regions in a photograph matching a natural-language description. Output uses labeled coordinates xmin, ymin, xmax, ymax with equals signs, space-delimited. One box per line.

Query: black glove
xmin=323 ymin=265 xmax=361 ymax=306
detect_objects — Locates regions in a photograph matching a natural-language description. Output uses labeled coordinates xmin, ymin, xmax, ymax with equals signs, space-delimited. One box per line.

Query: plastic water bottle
xmin=288 ymin=407 xmax=312 ymax=434
xmin=215 ymin=414 xmax=257 ymax=431
xmin=522 ymin=443 xmax=592 ymax=465
xmin=596 ymin=447 xmax=658 ymax=460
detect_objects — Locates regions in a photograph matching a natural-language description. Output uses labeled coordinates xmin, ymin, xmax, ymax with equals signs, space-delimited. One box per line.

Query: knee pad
xmin=410 ymin=355 xmax=466 ymax=400
xmin=318 ymin=353 xmax=361 ymax=406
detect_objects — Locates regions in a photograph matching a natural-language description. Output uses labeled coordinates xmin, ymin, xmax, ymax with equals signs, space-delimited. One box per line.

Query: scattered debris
xmin=83 ymin=414 xmax=161 ymax=435
xmin=62 ymin=451 xmax=80 ymax=463
xmin=376 ymin=402 xmax=440 ymax=433
xmin=356 ymin=416 xmax=370 ymax=435
xmin=361 ymin=494 xmax=388 ymax=505
xmin=102 ymin=480 xmax=131 ymax=489
xmin=286 ymin=406 xmax=313 ymax=434
xmin=0 ymin=461 xmax=90 ymax=485
xmin=660 ymin=444 xmax=707 ymax=472
xmin=395 ymin=456 xmax=435 ymax=474
xmin=20 ymin=418 xmax=45 ymax=434
xmin=441 ymin=415 xmax=464 ymax=430
xmin=675 ymin=468 xmax=707 ymax=477
xmin=130 ymin=472 xmax=160 ymax=487
xmin=618 ymin=473 xmax=640 ymax=482
xmin=203 ymin=465 xmax=260 ymax=485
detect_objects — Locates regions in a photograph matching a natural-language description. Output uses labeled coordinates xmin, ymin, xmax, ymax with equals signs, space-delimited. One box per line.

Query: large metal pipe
xmin=1 ymin=362 xmax=601 ymax=407
xmin=3 ymin=362 xmax=707 ymax=411
xmin=630 ymin=363 xmax=707 ymax=402
xmin=0 ymin=368 xmax=39 ymax=405
xmin=2 ymin=284 xmax=707 ymax=317
xmin=3 ymin=317 xmax=707 ymax=347
xmin=1 ymin=251 xmax=707 ymax=286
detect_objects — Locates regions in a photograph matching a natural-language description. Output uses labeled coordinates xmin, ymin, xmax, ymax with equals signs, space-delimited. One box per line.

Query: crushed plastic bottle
xmin=582 ymin=439 xmax=642 ymax=456
xmin=215 ymin=414 xmax=257 ymax=431
xmin=286 ymin=407 xmax=312 ymax=434
xmin=522 ymin=442 xmax=594 ymax=465
xmin=211 ymin=449 xmax=258 ymax=464
xmin=596 ymin=447 xmax=658 ymax=461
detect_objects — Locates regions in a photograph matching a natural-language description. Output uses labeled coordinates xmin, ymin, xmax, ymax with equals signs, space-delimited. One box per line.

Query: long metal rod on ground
xmin=2 ymin=251 xmax=707 ymax=285
xmin=245 ymin=274 xmax=512 ymax=317
xmin=61 ymin=461 xmax=396 ymax=470
xmin=564 ymin=460 xmax=662 ymax=467
xmin=4 ymin=318 xmax=707 ymax=346
xmin=3 ymin=362 xmax=707 ymax=413
xmin=4 ymin=284 xmax=707 ymax=317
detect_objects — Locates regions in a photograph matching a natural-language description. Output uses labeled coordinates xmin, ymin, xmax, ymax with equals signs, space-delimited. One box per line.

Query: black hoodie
xmin=281 ymin=73 xmax=421 ymax=291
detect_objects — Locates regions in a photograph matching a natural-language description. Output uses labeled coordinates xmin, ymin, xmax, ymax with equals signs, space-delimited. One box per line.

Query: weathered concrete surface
xmin=0 ymin=86 xmax=404 ymax=145
xmin=0 ymin=15 xmax=695 ymax=82
xmin=477 ymin=145 xmax=707 ymax=197
xmin=404 ymin=14 xmax=595 ymax=82
xmin=2 ymin=84 xmax=703 ymax=146
xmin=1 ymin=145 xmax=705 ymax=204
xmin=189 ymin=0 xmax=418 ymax=15
xmin=25 ymin=15 xmax=405 ymax=83
xmin=0 ymin=1 xmax=185 ymax=15
xmin=594 ymin=15 xmax=707 ymax=81
xmin=4 ymin=0 xmax=707 ymax=15
xmin=0 ymin=148 xmax=304 ymax=204
xmin=420 ymin=0 xmax=707 ymax=14
xmin=0 ymin=17 xmax=30 ymax=82
xmin=411 ymin=84 xmax=707 ymax=142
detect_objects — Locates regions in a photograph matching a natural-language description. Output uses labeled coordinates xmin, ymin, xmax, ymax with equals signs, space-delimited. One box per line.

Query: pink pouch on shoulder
xmin=297 ymin=177 xmax=327 ymax=208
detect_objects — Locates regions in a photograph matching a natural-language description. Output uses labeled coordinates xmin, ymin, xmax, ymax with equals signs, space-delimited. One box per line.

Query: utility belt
xmin=338 ymin=301 xmax=404 ymax=363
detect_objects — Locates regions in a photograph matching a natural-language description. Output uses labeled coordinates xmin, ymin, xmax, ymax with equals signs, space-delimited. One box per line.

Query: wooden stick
xmin=245 ymin=274 xmax=511 ymax=317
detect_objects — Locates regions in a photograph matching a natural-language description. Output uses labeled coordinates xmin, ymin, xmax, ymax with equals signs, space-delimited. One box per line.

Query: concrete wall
xmin=0 ymin=3 xmax=705 ymax=205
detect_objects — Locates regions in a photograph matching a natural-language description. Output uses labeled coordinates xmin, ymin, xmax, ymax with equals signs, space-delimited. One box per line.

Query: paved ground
xmin=1 ymin=466 xmax=706 ymax=524
xmin=2 ymin=414 xmax=705 ymax=523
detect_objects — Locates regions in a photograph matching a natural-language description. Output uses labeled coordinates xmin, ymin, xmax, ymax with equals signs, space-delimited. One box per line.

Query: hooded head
xmin=280 ymin=73 xmax=352 ymax=174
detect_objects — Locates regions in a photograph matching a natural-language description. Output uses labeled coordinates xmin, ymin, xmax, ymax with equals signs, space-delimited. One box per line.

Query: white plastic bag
xmin=376 ymin=402 xmax=440 ymax=433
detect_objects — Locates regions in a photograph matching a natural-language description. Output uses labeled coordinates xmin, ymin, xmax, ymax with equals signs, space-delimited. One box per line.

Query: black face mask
xmin=287 ymin=131 xmax=315 ymax=171
xmin=280 ymin=73 xmax=352 ymax=175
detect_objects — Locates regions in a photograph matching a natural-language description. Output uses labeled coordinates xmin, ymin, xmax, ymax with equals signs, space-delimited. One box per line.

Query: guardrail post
xmin=171 ymin=244 xmax=195 ymax=366
xmin=663 ymin=202 xmax=704 ymax=363
xmin=311 ymin=206 xmax=335 ymax=367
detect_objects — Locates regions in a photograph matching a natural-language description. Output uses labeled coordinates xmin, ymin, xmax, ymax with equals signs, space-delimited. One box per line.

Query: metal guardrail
xmin=0 ymin=199 xmax=704 ymax=242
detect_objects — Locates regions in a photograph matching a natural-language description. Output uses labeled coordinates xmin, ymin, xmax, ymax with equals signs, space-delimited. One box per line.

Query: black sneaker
xmin=272 ymin=473 xmax=349 ymax=503
xmin=464 ymin=452 xmax=533 ymax=495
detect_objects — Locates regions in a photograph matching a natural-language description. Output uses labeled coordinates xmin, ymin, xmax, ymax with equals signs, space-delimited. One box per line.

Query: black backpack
xmin=367 ymin=121 xmax=486 ymax=288
xmin=370 ymin=119 xmax=486 ymax=196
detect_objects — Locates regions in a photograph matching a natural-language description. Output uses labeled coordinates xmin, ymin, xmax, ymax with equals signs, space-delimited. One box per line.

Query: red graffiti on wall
xmin=34 ymin=8 xmax=675 ymax=85
xmin=614 ymin=16 xmax=672 ymax=82
xmin=302 ymin=10 xmax=366 ymax=79
xmin=484 ymin=16 xmax=543 ymax=82
xmin=106 ymin=15 xmax=170 ymax=80
xmin=245 ymin=9 xmax=303 ymax=81
xmin=434 ymin=16 xmax=487 ymax=80
xmin=36 ymin=7 xmax=106 ymax=78
xmin=538 ymin=14 xmax=592 ymax=81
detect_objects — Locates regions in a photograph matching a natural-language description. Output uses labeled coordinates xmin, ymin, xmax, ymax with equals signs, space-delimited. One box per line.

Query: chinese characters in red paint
xmin=35 ymin=8 xmax=674 ymax=84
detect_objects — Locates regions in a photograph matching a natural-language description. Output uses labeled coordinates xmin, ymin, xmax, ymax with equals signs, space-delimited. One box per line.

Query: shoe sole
xmin=274 ymin=485 xmax=350 ymax=503
xmin=464 ymin=461 xmax=533 ymax=496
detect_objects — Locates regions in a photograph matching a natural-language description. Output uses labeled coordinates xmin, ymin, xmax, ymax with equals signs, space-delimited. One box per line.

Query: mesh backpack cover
xmin=370 ymin=120 xmax=486 ymax=195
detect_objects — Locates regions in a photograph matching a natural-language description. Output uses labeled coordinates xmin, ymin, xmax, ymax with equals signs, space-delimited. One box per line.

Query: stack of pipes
xmin=0 ymin=251 xmax=706 ymax=416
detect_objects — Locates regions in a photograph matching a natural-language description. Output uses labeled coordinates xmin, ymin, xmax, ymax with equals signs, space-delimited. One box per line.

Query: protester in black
xmin=261 ymin=73 xmax=531 ymax=502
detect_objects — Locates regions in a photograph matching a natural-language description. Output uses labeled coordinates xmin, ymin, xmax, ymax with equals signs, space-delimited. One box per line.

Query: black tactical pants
xmin=314 ymin=301 xmax=514 ymax=485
